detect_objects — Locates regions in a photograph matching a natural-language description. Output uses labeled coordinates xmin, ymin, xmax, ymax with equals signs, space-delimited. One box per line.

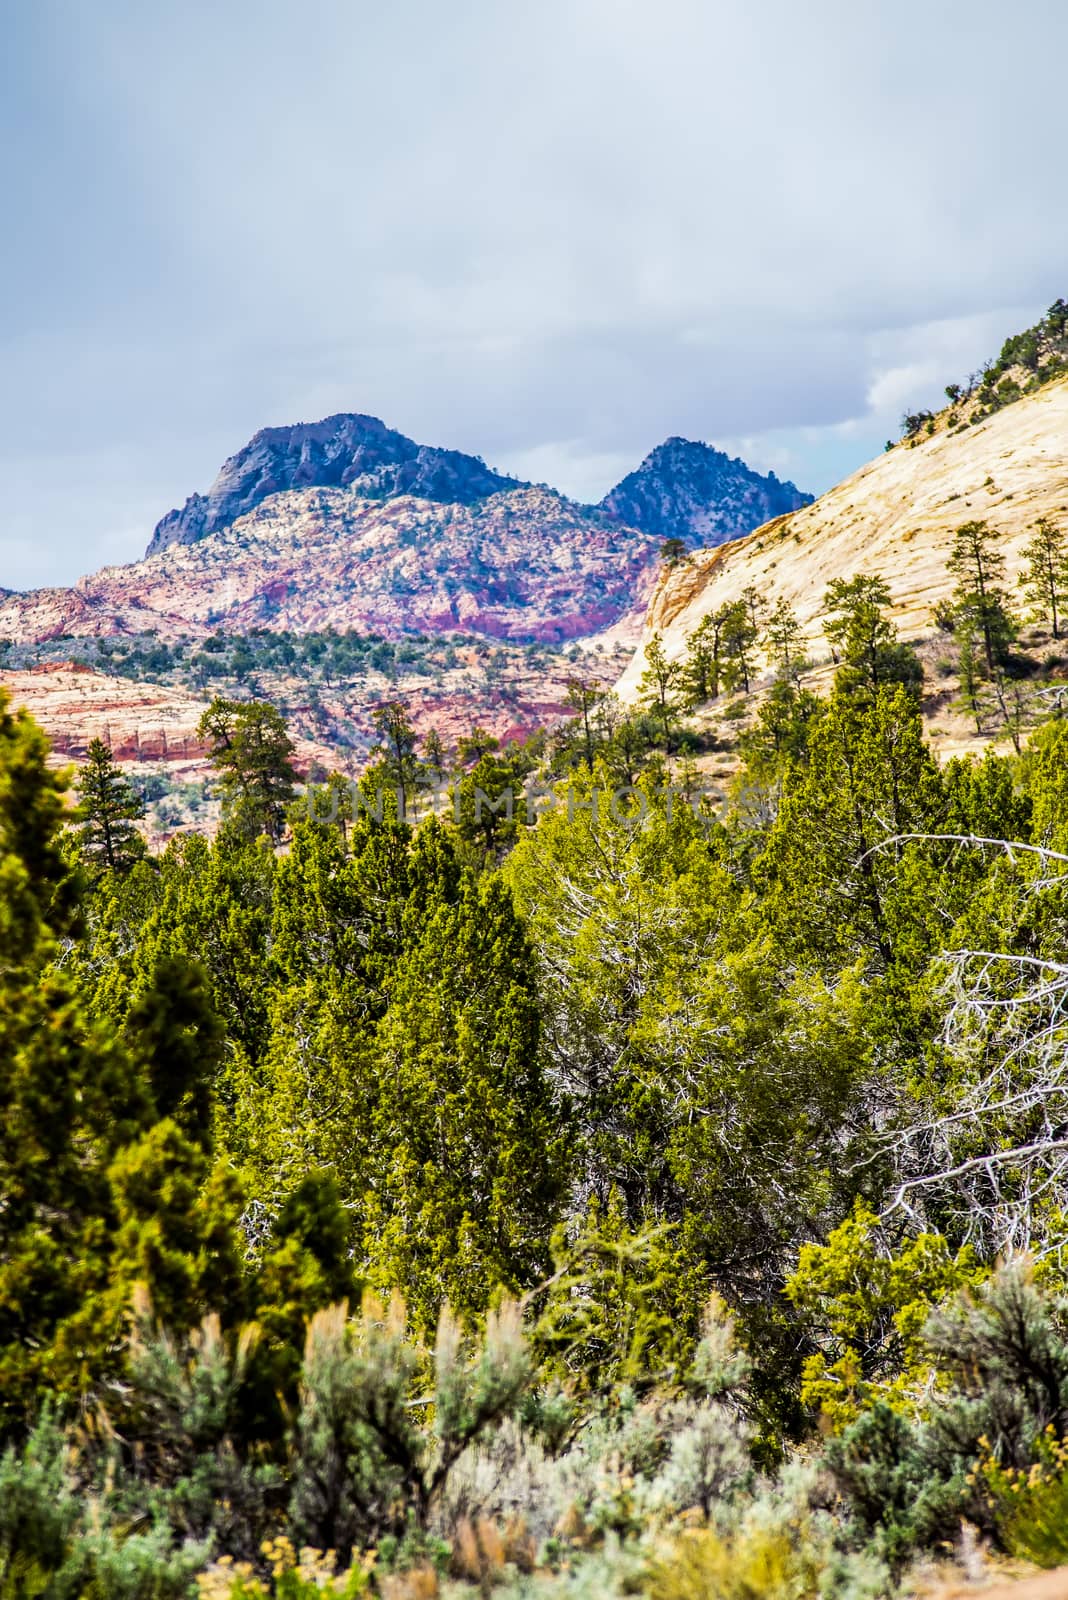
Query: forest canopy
xmin=8 ymin=653 xmax=1068 ymax=1595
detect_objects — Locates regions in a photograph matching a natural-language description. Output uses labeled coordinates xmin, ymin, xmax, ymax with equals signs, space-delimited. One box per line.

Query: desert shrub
xmin=0 ymin=1406 xmax=206 ymax=1600
xmin=290 ymin=1295 xmax=531 ymax=1560
xmin=924 ymin=1262 xmax=1068 ymax=1477
xmin=978 ymin=1432 xmax=1068 ymax=1568
xmin=822 ymin=1404 xmax=960 ymax=1567
xmin=111 ymin=1304 xmax=283 ymax=1560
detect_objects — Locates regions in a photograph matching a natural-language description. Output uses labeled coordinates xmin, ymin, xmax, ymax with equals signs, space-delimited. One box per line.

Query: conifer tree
xmin=1019 ymin=516 xmax=1068 ymax=637
xmin=364 ymin=873 xmax=570 ymax=1326
xmin=824 ymin=574 xmax=921 ymax=697
xmin=946 ymin=520 xmax=1017 ymax=672
xmin=198 ymin=698 xmax=297 ymax=843
xmin=766 ymin=598 xmax=805 ymax=678
xmin=74 ymin=738 xmax=145 ymax=874
xmin=759 ymin=685 xmax=944 ymax=973
xmin=369 ymin=698 xmax=419 ymax=819
xmin=639 ymin=632 xmax=682 ymax=748
xmin=123 ymin=953 xmax=225 ymax=1143
xmin=660 ymin=536 xmax=689 ymax=569
xmin=720 ymin=600 xmax=759 ymax=694
xmin=565 ymin=679 xmax=604 ymax=769
xmin=681 ymin=614 xmax=722 ymax=706
xmin=421 ymin=725 xmax=449 ymax=786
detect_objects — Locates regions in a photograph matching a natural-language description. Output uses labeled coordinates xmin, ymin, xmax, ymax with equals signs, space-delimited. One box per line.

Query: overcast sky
xmin=3 ymin=0 xmax=1066 ymax=589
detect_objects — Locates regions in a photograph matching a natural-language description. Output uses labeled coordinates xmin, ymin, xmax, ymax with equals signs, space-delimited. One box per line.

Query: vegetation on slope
xmin=898 ymin=296 xmax=1068 ymax=442
xmin=8 ymin=560 xmax=1068 ymax=1591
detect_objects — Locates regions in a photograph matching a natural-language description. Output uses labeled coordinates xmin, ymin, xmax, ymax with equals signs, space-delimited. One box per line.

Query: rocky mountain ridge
xmin=147 ymin=413 xmax=525 ymax=555
xmin=600 ymin=435 xmax=812 ymax=547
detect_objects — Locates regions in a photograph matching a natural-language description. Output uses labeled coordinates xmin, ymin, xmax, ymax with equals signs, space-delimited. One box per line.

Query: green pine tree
xmin=823 ymin=574 xmax=921 ymax=697
xmin=1019 ymin=516 xmax=1068 ymax=637
xmin=73 ymin=738 xmax=145 ymax=874
xmin=946 ymin=520 xmax=1018 ymax=672
xmin=198 ymin=698 xmax=298 ymax=843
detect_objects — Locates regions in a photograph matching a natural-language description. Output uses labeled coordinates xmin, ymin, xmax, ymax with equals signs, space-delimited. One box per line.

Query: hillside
xmin=2 ymin=486 xmax=662 ymax=646
xmin=600 ymin=435 xmax=812 ymax=547
xmin=616 ymin=372 xmax=1068 ymax=757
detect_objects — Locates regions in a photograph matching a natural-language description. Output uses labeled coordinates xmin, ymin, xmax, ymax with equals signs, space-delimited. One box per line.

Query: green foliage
xmin=198 ymin=699 xmax=298 ymax=843
xmin=945 ymin=520 xmax=1018 ymax=673
xmin=292 ymin=1294 xmax=530 ymax=1557
xmin=823 ymin=575 xmax=921 ymax=698
xmin=979 ymin=1433 xmax=1068 ymax=1567
xmin=73 ymin=737 xmax=146 ymax=875
xmin=758 ymin=685 xmax=945 ymax=973
xmin=16 ymin=610 xmax=1068 ymax=1590
xmin=0 ymin=1406 xmax=206 ymax=1599
xmin=363 ymin=871 xmax=568 ymax=1325
xmin=659 ymin=537 xmax=689 ymax=569
xmin=638 ymin=633 xmax=683 ymax=749
xmin=1019 ymin=516 xmax=1068 ymax=638
xmin=719 ymin=600 xmax=758 ymax=695
xmin=786 ymin=1202 xmax=983 ymax=1429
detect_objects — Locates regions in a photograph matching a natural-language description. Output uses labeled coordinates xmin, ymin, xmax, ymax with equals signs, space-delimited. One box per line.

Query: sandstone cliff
xmin=616 ymin=375 xmax=1068 ymax=701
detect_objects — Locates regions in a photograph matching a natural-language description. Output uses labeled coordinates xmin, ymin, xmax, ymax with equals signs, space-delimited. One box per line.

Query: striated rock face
xmin=600 ymin=436 xmax=812 ymax=548
xmin=4 ymin=487 xmax=663 ymax=646
xmin=616 ymin=375 xmax=1068 ymax=702
xmin=147 ymin=413 xmax=525 ymax=555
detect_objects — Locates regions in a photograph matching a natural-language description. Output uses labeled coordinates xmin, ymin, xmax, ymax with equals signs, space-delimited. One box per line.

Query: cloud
xmin=2 ymin=0 xmax=1067 ymax=584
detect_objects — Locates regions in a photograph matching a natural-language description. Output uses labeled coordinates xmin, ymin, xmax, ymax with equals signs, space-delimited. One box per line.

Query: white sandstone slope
xmin=616 ymin=376 xmax=1068 ymax=700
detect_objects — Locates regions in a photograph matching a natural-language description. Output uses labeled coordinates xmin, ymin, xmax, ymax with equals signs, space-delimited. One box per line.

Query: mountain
xmin=147 ymin=413 xmax=525 ymax=555
xmin=600 ymin=436 xmax=812 ymax=547
xmin=615 ymin=370 xmax=1068 ymax=756
xmin=3 ymin=486 xmax=662 ymax=645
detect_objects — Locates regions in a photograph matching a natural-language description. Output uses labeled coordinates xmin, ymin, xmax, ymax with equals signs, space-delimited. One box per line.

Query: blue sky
xmin=3 ymin=0 xmax=1067 ymax=588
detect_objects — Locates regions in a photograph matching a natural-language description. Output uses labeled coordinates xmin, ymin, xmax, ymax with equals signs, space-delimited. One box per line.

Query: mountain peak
xmin=146 ymin=413 xmax=525 ymax=556
xmin=599 ymin=437 xmax=811 ymax=548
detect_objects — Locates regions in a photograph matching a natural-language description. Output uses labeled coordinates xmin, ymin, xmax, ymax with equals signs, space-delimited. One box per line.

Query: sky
xmin=3 ymin=0 xmax=1067 ymax=590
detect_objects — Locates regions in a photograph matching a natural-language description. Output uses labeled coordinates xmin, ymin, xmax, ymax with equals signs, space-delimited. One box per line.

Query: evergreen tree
xmin=198 ymin=698 xmax=298 ymax=843
xmin=739 ymin=676 xmax=823 ymax=776
xmin=369 ymin=698 xmax=419 ymax=819
xmin=364 ymin=873 xmax=570 ymax=1326
xmin=123 ymin=953 xmax=225 ymax=1144
xmin=1019 ymin=516 xmax=1068 ymax=637
xmin=946 ymin=520 xmax=1017 ymax=672
xmin=660 ymin=537 xmax=689 ymax=569
xmin=766 ymin=598 xmax=805 ymax=678
xmin=720 ymin=601 xmax=758 ymax=694
xmin=565 ymin=679 xmax=604 ymax=769
xmin=0 ymin=697 xmax=253 ymax=1426
xmin=681 ymin=614 xmax=722 ymax=706
xmin=741 ymin=583 xmax=768 ymax=637
xmin=824 ymin=574 xmax=921 ymax=696
xmin=73 ymin=738 xmax=145 ymax=874
xmin=639 ymin=633 xmax=682 ymax=749
xmin=421 ymin=725 xmax=449 ymax=786
xmin=953 ymin=616 xmax=989 ymax=733
xmin=759 ymin=686 xmax=945 ymax=974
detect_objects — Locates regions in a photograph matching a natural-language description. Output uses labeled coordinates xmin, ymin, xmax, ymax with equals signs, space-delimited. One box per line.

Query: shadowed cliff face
xmin=599 ymin=436 xmax=812 ymax=548
xmin=147 ymin=413 xmax=526 ymax=555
